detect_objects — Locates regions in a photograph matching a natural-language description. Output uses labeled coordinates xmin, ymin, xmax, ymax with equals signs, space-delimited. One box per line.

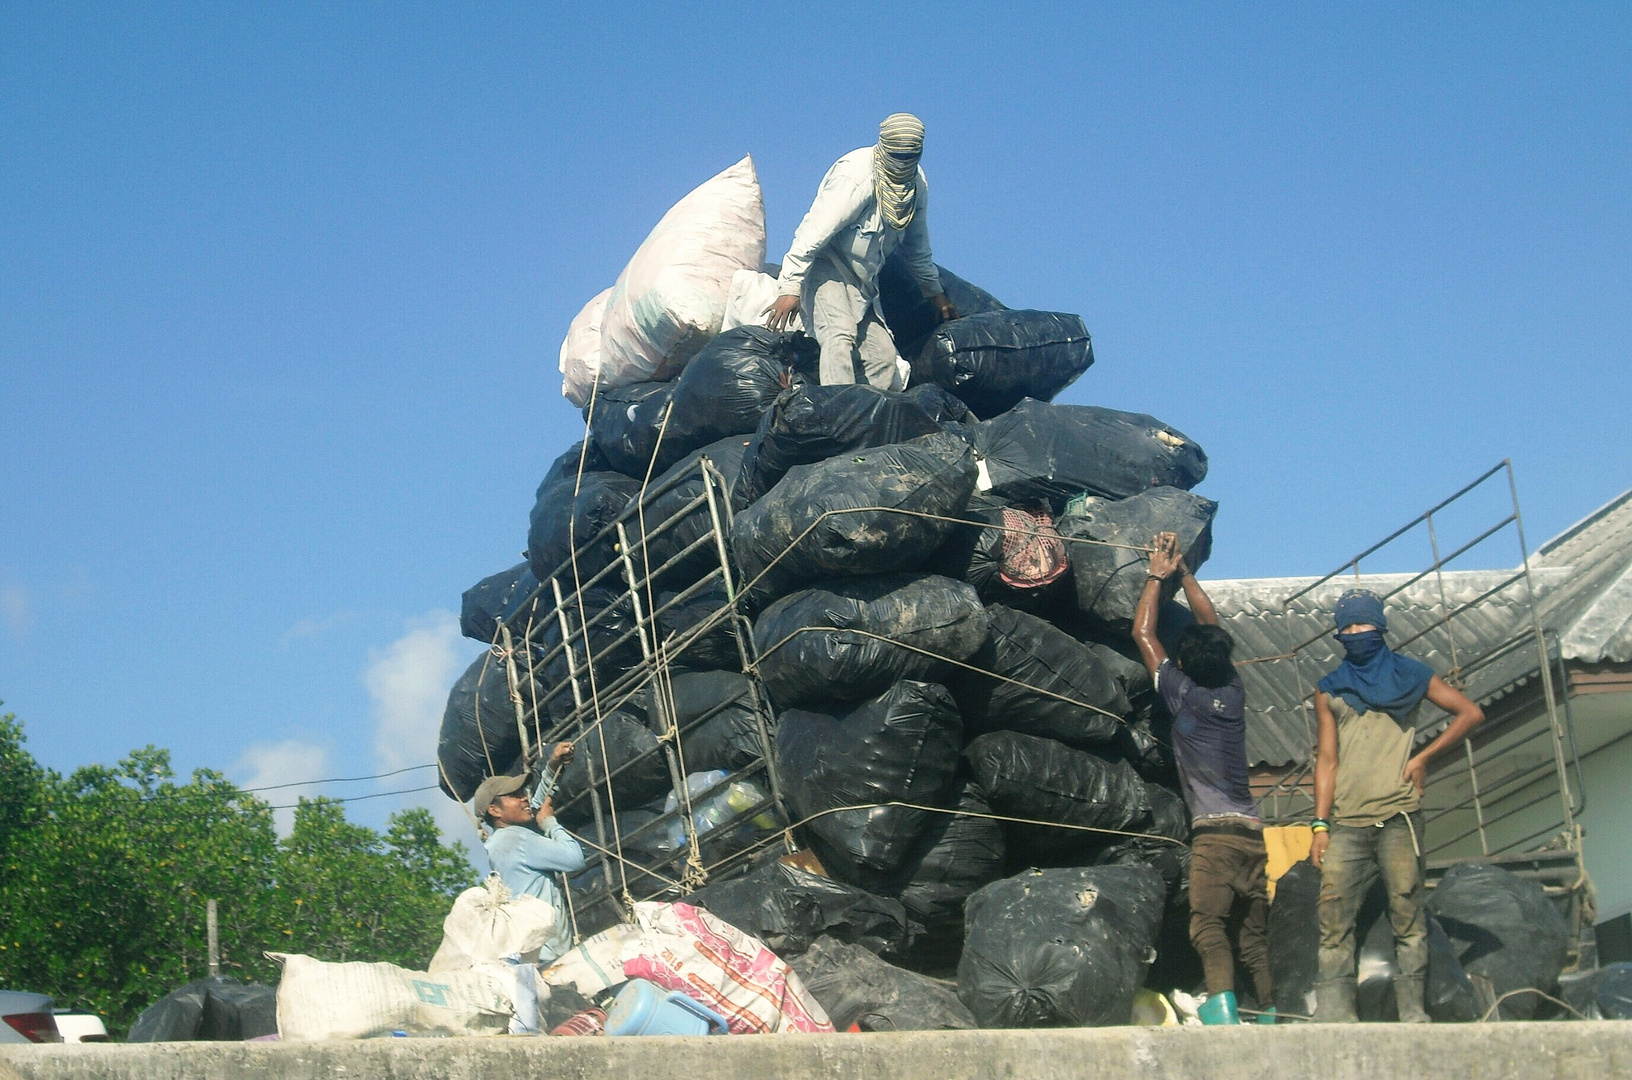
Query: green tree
xmin=0 ymin=706 xmax=476 ymax=1036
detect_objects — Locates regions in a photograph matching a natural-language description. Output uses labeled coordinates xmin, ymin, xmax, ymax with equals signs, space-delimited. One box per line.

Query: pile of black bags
xmin=443 ymin=253 xmax=1231 ymax=1028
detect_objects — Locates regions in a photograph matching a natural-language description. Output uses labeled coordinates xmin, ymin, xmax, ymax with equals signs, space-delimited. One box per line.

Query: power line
xmin=238 ymin=763 xmax=435 ymax=794
xmin=263 ymin=784 xmax=443 ymax=810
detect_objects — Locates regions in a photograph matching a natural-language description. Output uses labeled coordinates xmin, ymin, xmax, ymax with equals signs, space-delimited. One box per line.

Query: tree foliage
xmin=0 ymin=706 xmax=476 ymax=1036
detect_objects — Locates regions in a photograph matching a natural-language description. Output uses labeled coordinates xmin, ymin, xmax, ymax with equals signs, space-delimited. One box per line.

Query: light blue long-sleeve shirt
xmin=483 ymin=817 xmax=586 ymax=963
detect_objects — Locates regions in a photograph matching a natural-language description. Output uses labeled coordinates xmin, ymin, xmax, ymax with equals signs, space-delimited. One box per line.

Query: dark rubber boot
xmin=1314 ymin=979 xmax=1358 ymax=1023
xmin=1394 ymin=974 xmax=1431 ymax=1023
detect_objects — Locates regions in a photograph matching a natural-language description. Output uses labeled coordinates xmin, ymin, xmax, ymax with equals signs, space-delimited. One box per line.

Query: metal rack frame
xmin=486 ymin=453 xmax=790 ymax=930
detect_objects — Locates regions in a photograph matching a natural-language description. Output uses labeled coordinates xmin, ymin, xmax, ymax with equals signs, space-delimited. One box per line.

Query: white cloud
xmin=365 ymin=610 xmax=482 ymax=847
xmin=2 ymin=587 xmax=31 ymax=639
xmin=233 ymin=739 xmax=332 ymax=835
xmin=279 ymin=610 xmax=360 ymax=648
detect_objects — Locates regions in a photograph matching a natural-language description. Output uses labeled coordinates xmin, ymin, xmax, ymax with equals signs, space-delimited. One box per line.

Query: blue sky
xmin=2 ymin=4 xmax=1627 ymax=840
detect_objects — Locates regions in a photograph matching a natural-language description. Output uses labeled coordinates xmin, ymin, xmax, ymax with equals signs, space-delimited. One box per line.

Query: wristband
xmin=1146 ymin=574 xmax=1165 ymax=583
xmin=1310 ymin=818 xmax=1330 ymax=833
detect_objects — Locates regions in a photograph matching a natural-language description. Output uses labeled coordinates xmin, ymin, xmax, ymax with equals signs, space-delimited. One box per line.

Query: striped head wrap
xmin=873 ymin=113 xmax=924 ymax=230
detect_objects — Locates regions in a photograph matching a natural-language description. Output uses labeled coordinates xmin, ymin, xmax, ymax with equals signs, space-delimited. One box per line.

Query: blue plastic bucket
xmin=604 ymin=979 xmax=730 ymax=1037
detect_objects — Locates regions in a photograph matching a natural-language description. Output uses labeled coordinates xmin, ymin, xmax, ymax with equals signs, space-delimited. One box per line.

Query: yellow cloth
xmin=1262 ymin=825 xmax=1314 ymax=901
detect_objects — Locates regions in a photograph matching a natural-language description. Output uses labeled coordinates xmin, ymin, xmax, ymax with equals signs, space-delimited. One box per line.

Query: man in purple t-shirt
xmin=1132 ymin=533 xmax=1271 ymax=1025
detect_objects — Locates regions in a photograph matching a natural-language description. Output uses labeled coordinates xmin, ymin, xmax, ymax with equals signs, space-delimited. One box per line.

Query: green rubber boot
xmin=1256 ymin=1005 xmax=1277 ymax=1025
xmin=1197 ymin=990 xmax=1240 ymax=1025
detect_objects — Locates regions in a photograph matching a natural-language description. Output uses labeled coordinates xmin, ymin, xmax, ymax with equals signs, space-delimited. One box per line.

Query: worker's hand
xmin=535 ymin=796 xmax=556 ymax=826
xmin=931 ymin=294 xmax=958 ymax=322
xmin=1147 ymin=532 xmax=1184 ymax=580
xmin=1403 ymin=754 xmax=1428 ymax=795
xmin=765 ymin=294 xmax=801 ymax=332
xmin=549 ymin=741 xmax=576 ymax=769
xmin=1310 ymin=829 xmax=1329 ymax=869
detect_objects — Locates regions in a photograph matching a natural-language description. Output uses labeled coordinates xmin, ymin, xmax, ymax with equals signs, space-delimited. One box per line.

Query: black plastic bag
xmin=1270 ymin=862 xmax=1482 ymax=1022
xmin=1268 ymin=860 xmax=1322 ymax=1018
xmin=730 ymin=432 xmax=979 ymax=603
xmin=535 ymin=438 xmax=614 ymax=491
xmin=656 ymin=326 xmax=813 ymax=473
xmin=972 ymin=399 xmax=1208 ymax=512
xmin=1076 ymin=641 xmax=1173 ymax=780
xmin=958 ymin=864 xmax=1166 ymax=1027
xmin=588 ymin=327 xmax=811 ymax=479
xmin=734 ymin=382 xmax=972 ymax=510
xmin=1428 ymin=861 xmax=1570 ymax=1020
xmin=657 ymin=670 xmax=768 ymax=775
xmin=776 ymin=681 xmax=964 ymax=886
xmin=1596 ymin=963 xmax=1632 ymax=1020
xmin=586 ymin=380 xmax=675 ymax=479
xmin=461 ymin=562 xmax=538 ymax=644
xmin=128 ymin=976 xmax=277 ymax=1042
xmin=1059 ymin=487 xmax=1218 ymax=628
xmin=963 ymin=731 xmax=1150 ymax=859
xmin=950 ymin=606 xmax=1129 ymax=750
xmin=1354 ymin=903 xmax=1481 ymax=1023
xmin=1092 ymin=784 xmax=1191 ymax=908
xmin=686 ymin=860 xmax=913 ymax=959
xmin=916 ymin=310 xmax=1093 ymax=420
xmin=754 ymin=573 xmax=990 ymax=709
xmin=653 ymin=585 xmax=741 ymax=672
xmin=437 ymin=651 xmax=532 ymax=802
xmin=534 ymin=585 xmax=645 ymax=723
xmin=553 ymin=708 xmax=673 ymax=830
xmin=527 ymin=468 xmax=640 ymax=587
xmin=624 ymin=435 xmax=749 ymax=594
xmin=878 ymin=255 xmax=1007 ymax=363
xmin=792 ymin=936 xmax=977 ymax=1031
xmin=891 ymin=775 xmax=1007 ymax=934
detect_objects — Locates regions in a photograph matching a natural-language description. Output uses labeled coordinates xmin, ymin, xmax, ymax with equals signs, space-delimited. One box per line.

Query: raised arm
xmin=1177 ymin=556 xmax=1220 ymax=626
xmin=1402 ymin=675 xmax=1484 ymax=793
xmin=1131 ymin=532 xmax=1182 ymax=675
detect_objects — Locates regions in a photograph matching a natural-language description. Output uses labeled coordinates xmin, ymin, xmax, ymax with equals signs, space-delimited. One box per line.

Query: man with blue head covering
xmin=1309 ymin=589 xmax=1484 ymax=1023
xmin=765 ymin=114 xmax=958 ymax=388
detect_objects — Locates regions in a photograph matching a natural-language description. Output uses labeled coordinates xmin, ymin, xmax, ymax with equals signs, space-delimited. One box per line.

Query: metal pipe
xmin=1279 ymin=461 xmax=1509 ymax=607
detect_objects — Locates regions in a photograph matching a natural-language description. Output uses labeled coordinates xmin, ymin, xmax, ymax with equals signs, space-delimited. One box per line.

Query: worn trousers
xmin=803 ymin=259 xmax=904 ymax=389
xmin=1316 ymin=812 xmax=1428 ymax=1022
xmin=1189 ymin=829 xmax=1273 ymax=1002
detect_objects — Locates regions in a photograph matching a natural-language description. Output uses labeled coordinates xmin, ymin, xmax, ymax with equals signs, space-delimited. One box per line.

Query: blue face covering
xmin=1337 ymin=630 xmax=1386 ymax=666
xmin=1318 ymin=630 xmax=1434 ymax=722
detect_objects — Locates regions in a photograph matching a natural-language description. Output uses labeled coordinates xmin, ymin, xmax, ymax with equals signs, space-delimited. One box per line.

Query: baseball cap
xmin=473 ymin=772 xmax=530 ymax=816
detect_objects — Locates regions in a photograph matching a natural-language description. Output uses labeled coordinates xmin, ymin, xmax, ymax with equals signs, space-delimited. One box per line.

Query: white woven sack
xmin=599 ymin=155 xmax=766 ymax=387
xmin=559 ymin=286 xmax=612 ymax=408
xmin=721 ymin=268 xmax=800 ymax=333
xmin=537 ymin=921 xmax=642 ymax=997
xmin=270 ymin=952 xmax=516 ymax=1040
xmin=428 ymin=873 xmax=560 ymax=973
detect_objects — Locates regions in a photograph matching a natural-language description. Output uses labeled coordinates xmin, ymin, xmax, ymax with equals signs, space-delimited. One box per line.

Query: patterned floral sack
xmin=997 ymin=507 xmax=1068 ymax=589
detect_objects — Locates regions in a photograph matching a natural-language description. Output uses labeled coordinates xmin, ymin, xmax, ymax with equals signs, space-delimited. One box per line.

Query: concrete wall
xmin=1576 ymin=728 xmax=1632 ymax=920
xmin=4 ymin=1024 xmax=1631 ymax=1080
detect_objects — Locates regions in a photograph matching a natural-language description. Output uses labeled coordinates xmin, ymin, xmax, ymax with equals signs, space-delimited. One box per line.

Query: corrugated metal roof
xmin=1200 ymin=486 xmax=1632 ymax=767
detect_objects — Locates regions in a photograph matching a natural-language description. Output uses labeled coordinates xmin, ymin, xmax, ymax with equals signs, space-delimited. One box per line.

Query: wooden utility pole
xmin=206 ymin=899 xmax=220 ymax=977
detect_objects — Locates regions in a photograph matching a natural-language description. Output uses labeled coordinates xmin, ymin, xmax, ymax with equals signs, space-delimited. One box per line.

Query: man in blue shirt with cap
xmin=474 ymin=741 xmax=585 ymax=966
xmin=1309 ymin=589 xmax=1484 ymax=1023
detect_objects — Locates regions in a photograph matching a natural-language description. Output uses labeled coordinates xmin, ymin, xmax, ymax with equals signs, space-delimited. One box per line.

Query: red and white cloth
xmin=623 ymin=901 xmax=833 ymax=1034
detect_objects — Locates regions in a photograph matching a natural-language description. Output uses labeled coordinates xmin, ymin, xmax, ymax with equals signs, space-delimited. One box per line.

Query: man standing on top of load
xmin=765 ymin=113 xmax=958 ymax=388
xmin=1309 ymin=589 xmax=1484 ymax=1023
xmin=473 ymin=741 xmax=585 ymax=965
xmin=1132 ymin=533 xmax=1272 ymax=1026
